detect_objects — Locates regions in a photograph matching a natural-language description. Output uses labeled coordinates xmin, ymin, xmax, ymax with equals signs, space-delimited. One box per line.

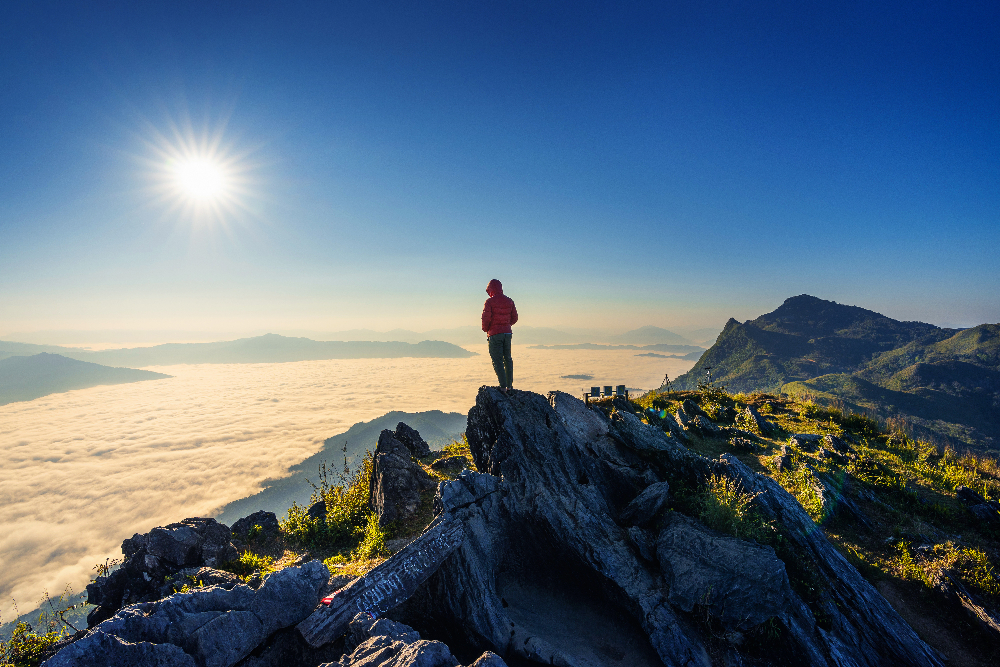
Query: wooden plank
xmin=297 ymin=516 xmax=464 ymax=648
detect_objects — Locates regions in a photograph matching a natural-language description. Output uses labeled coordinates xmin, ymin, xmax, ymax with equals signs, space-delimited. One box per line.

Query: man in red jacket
xmin=482 ymin=279 xmax=518 ymax=392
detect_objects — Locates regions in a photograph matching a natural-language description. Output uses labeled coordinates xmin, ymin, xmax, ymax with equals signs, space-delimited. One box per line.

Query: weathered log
xmin=297 ymin=516 xmax=464 ymax=648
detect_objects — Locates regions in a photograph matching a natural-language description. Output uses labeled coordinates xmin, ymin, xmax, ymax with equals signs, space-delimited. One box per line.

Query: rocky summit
xmin=45 ymin=386 xmax=950 ymax=666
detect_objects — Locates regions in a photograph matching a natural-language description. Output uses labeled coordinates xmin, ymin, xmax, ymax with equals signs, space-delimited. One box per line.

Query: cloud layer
xmin=0 ymin=346 xmax=694 ymax=617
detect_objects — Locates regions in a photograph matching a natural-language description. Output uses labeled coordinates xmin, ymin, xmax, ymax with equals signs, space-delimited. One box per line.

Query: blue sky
xmin=1 ymin=1 xmax=997 ymax=335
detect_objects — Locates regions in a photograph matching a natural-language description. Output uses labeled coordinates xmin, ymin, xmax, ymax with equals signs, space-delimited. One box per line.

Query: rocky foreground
xmin=44 ymin=387 xmax=948 ymax=666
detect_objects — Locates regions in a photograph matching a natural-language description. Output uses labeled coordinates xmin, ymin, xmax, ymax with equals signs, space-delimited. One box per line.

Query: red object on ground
xmin=482 ymin=279 xmax=518 ymax=337
xmin=321 ymin=595 xmax=336 ymax=605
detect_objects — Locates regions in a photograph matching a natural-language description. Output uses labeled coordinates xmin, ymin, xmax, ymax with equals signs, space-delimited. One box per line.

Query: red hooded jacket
xmin=482 ymin=279 xmax=518 ymax=337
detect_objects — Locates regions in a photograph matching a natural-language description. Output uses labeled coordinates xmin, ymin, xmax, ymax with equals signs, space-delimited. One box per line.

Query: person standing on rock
xmin=482 ymin=279 xmax=518 ymax=393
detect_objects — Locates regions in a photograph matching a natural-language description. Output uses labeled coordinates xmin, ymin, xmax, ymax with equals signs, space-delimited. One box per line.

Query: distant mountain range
xmin=0 ymin=353 xmax=171 ymax=405
xmin=675 ymin=295 xmax=1000 ymax=453
xmin=527 ymin=343 xmax=705 ymax=359
xmin=0 ymin=334 xmax=475 ymax=367
xmin=215 ymin=409 xmax=467 ymax=523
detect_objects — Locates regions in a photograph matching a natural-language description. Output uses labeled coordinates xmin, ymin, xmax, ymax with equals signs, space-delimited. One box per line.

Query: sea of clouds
xmin=0 ymin=346 xmax=695 ymax=618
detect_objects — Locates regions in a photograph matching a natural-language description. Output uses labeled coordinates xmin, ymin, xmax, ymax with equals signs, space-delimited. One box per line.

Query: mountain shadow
xmin=0 ymin=353 xmax=171 ymax=405
xmin=675 ymin=295 xmax=999 ymax=453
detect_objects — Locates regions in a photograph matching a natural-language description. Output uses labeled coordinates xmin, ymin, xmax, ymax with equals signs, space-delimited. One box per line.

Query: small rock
xmin=682 ymin=399 xmax=709 ymax=419
xmin=956 ymin=486 xmax=988 ymax=506
xmin=730 ymin=437 xmax=761 ymax=453
xmin=231 ymin=511 xmax=280 ymax=542
xmin=790 ymin=434 xmax=823 ymax=451
xmin=693 ymin=414 xmax=723 ymax=436
xmin=819 ymin=448 xmax=847 ymax=465
xmin=775 ymin=454 xmax=793 ymax=472
xmin=307 ymin=501 xmax=327 ymax=522
xmin=742 ymin=406 xmax=777 ymax=435
xmin=823 ymin=434 xmax=853 ymax=455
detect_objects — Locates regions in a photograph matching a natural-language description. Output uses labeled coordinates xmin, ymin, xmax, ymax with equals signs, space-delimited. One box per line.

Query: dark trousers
xmin=488 ymin=333 xmax=513 ymax=389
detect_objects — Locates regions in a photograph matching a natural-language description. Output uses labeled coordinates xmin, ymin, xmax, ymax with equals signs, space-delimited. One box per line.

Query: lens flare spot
xmin=173 ymin=158 xmax=226 ymax=200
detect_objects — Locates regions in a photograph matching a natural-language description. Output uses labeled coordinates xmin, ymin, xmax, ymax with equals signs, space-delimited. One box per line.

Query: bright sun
xmin=173 ymin=158 xmax=227 ymax=200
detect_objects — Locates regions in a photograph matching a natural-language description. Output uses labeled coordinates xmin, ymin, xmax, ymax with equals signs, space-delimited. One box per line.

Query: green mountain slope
xmin=0 ymin=353 xmax=171 ymax=405
xmin=676 ymin=296 xmax=999 ymax=453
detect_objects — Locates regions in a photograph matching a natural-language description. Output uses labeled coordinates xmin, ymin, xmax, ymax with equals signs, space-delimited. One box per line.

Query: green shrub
xmin=698 ymin=474 xmax=775 ymax=542
xmin=282 ymin=452 xmax=374 ymax=549
xmin=0 ymin=622 xmax=64 ymax=667
xmin=353 ymin=514 xmax=387 ymax=560
xmin=220 ymin=552 xmax=275 ymax=580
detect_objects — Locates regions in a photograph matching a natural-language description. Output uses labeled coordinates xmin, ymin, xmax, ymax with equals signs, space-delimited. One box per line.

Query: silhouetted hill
xmin=0 ymin=353 xmax=170 ymax=405
xmin=215 ymin=409 xmax=467 ymax=523
xmin=0 ymin=334 xmax=475 ymax=367
xmin=675 ymin=296 xmax=999 ymax=452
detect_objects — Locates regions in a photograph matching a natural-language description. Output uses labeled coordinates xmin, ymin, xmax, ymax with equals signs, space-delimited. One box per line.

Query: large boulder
xmin=231 ymin=511 xmax=281 ymax=543
xmin=47 ymin=562 xmax=330 ymax=667
xmin=369 ymin=430 xmax=436 ymax=526
xmin=86 ymin=518 xmax=240 ymax=626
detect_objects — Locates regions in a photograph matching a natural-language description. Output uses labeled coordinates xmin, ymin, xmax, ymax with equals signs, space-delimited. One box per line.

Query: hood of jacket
xmin=486 ymin=279 xmax=503 ymax=298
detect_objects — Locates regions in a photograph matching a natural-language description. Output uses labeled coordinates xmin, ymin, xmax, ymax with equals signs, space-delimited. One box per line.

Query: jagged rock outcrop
xmin=369 ymin=429 xmax=436 ymax=526
xmin=46 ymin=562 xmax=330 ymax=667
xmin=86 ymin=517 xmax=240 ymax=626
xmin=384 ymin=387 xmax=943 ymax=667
xmin=393 ymin=422 xmax=432 ymax=458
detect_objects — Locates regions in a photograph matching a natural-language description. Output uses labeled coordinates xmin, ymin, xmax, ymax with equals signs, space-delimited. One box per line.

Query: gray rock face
xmin=394 ymin=422 xmax=432 ymax=458
xmin=47 ymin=562 xmax=330 ymax=667
xmin=618 ymin=481 xmax=670 ymax=526
xmin=231 ymin=511 xmax=281 ymax=543
xmin=369 ymin=431 xmax=436 ymax=526
xmin=86 ymin=518 xmax=241 ymax=626
xmin=656 ymin=513 xmax=803 ymax=631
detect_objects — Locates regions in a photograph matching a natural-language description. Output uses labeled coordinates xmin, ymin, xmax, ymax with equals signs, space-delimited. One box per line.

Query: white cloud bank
xmin=0 ymin=346 xmax=695 ymax=617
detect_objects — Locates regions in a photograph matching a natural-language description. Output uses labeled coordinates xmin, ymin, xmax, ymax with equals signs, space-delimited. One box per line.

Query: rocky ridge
xmin=45 ymin=387 xmax=961 ymax=666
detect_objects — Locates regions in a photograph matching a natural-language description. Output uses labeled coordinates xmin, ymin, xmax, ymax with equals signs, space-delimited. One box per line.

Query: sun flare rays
xmin=137 ymin=113 xmax=262 ymax=230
